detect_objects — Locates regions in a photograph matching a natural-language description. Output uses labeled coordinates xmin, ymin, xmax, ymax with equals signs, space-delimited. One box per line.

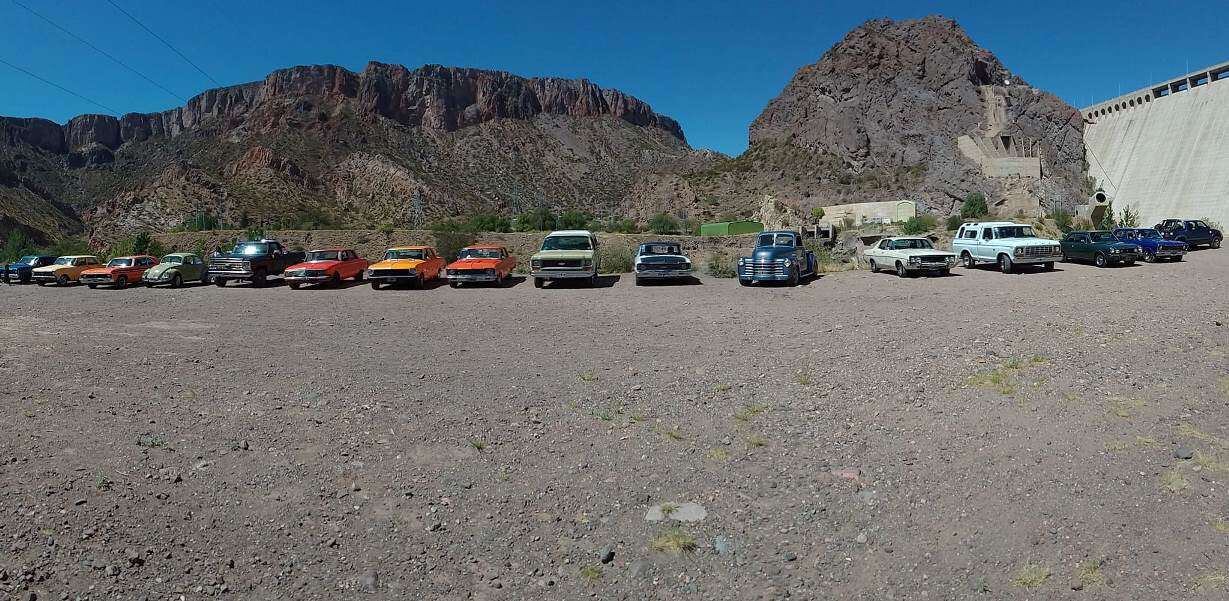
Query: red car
xmin=443 ymin=245 xmax=517 ymax=287
xmin=283 ymin=249 xmax=368 ymax=289
xmin=79 ymin=255 xmax=159 ymax=289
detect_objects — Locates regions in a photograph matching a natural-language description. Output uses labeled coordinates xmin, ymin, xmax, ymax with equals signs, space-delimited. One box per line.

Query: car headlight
xmin=366 ymin=269 xmax=373 ymax=277
xmin=782 ymin=258 xmax=792 ymax=267
xmin=1134 ymin=246 xmax=1142 ymax=253
xmin=407 ymin=269 xmax=417 ymax=276
xmin=582 ymin=259 xmax=592 ymax=268
xmin=946 ymin=256 xmax=957 ymax=264
xmin=531 ymin=259 xmax=541 ymax=269
xmin=1013 ymin=248 xmax=1024 ymax=256
xmin=908 ymin=256 xmax=920 ymax=264
xmin=738 ymin=257 xmax=745 ymax=265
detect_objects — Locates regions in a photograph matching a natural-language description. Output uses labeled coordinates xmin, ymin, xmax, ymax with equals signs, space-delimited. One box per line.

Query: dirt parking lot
xmin=2 ymin=249 xmax=1228 ymax=600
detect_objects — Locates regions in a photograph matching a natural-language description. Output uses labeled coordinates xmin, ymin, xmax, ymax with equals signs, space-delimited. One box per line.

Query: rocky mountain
xmin=1 ymin=62 xmax=712 ymax=245
xmin=684 ymin=16 xmax=1088 ymax=218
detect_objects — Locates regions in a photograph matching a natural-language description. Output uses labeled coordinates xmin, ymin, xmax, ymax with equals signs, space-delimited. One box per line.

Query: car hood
xmin=3 ymin=263 xmax=33 ymax=271
xmin=81 ymin=266 xmax=118 ymax=276
xmin=890 ymin=248 xmax=955 ymax=257
xmin=750 ymin=247 xmax=796 ymax=261
xmin=369 ymin=258 xmax=425 ymax=270
xmin=997 ymin=237 xmax=1060 ymax=246
xmin=32 ymin=265 xmax=65 ymax=273
xmin=532 ymin=249 xmax=593 ymax=260
xmin=286 ymin=259 xmax=342 ymax=271
xmin=447 ymin=258 xmax=501 ymax=269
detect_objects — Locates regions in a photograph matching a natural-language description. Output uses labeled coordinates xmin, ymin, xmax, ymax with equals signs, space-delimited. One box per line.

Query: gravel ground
xmin=2 ymin=249 xmax=1228 ymax=600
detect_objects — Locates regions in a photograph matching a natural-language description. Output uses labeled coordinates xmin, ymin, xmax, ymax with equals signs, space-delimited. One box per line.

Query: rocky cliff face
xmin=687 ymin=16 xmax=1087 ymax=217
xmin=0 ymin=62 xmax=702 ymax=244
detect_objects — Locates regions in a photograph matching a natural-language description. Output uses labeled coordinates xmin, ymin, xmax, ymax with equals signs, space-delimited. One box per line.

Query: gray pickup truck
xmin=207 ymin=239 xmax=306 ymax=287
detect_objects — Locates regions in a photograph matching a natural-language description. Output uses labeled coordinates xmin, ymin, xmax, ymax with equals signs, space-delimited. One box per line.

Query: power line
xmin=104 ymin=0 xmax=220 ymax=87
xmin=11 ymin=0 xmax=184 ymax=102
xmin=0 ymin=56 xmax=118 ymax=114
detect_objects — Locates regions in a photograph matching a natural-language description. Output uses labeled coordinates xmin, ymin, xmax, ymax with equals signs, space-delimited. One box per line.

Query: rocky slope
xmin=1 ymin=63 xmax=711 ymax=245
xmin=686 ymin=16 xmax=1087 ymax=217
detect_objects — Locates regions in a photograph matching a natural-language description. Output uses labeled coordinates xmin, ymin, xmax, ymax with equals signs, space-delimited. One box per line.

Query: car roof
xmin=60 ymin=255 xmax=98 ymax=259
xmin=164 ymin=252 xmax=196 ymax=256
xmin=760 ymin=230 xmax=798 ymax=235
xmin=883 ymin=236 xmax=930 ymax=241
xmin=640 ymin=240 xmax=680 ymax=246
xmin=387 ymin=246 xmax=431 ymax=251
xmin=547 ymin=230 xmax=593 ymax=236
xmin=463 ymin=244 xmax=506 ymax=250
xmin=110 ymin=255 xmax=153 ymax=259
xmin=307 ymin=247 xmax=350 ymax=252
xmin=960 ymin=221 xmax=1022 ymax=228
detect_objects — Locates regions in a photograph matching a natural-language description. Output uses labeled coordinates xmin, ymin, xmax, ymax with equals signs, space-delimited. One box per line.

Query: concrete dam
xmin=1081 ymin=61 xmax=1229 ymax=229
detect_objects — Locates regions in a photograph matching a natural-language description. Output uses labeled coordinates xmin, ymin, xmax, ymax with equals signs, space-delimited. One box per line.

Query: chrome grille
xmin=740 ymin=260 xmax=785 ymax=277
xmin=1017 ymin=245 xmax=1059 ymax=258
xmin=371 ymin=269 xmax=410 ymax=277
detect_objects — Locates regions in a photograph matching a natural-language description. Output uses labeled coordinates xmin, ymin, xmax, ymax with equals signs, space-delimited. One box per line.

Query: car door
xmin=187 ymin=256 xmax=203 ymax=281
xmin=978 ymin=227 xmax=995 ymax=260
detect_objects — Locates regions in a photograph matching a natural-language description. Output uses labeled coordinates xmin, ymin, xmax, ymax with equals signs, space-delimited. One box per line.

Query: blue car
xmin=1112 ymin=228 xmax=1187 ymax=262
xmin=737 ymin=230 xmax=817 ymax=286
xmin=2 ymin=255 xmax=57 ymax=284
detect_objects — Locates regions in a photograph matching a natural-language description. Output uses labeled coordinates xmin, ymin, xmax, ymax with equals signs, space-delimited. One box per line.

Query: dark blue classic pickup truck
xmin=737 ymin=230 xmax=816 ymax=287
xmin=1154 ymin=219 xmax=1222 ymax=249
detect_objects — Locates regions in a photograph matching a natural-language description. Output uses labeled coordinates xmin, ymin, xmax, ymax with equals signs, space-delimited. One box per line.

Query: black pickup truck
xmin=207 ymin=239 xmax=305 ymax=287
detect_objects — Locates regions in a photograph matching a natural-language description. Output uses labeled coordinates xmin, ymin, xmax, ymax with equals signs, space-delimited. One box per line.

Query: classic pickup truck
xmin=207 ymin=239 xmax=306 ymax=287
xmin=1059 ymin=230 xmax=1141 ymax=267
xmin=952 ymin=221 xmax=1062 ymax=273
xmin=530 ymin=230 xmax=600 ymax=288
xmin=80 ymin=255 xmax=159 ymax=289
xmin=1153 ymin=219 xmax=1222 ymax=249
xmin=1112 ymin=228 xmax=1187 ymax=262
xmin=736 ymin=230 xmax=816 ymax=286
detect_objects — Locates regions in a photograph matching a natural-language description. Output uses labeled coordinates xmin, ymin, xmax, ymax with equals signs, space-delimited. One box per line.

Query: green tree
xmin=1098 ymin=200 xmax=1116 ymax=230
xmin=514 ymin=207 xmax=557 ymax=232
xmin=1 ymin=229 xmax=33 ymax=263
xmin=466 ymin=213 xmax=512 ymax=233
xmin=1118 ymin=205 xmax=1139 ymax=228
xmin=961 ymin=193 xmax=989 ymax=219
xmin=647 ymin=212 xmax=679 ymax=235
xmin=945 ymin=215 xmax=964 ymax=231
xmin=900 ymin=214 xmax=938 ymax=235
xmin=810 ymin=206 xmax=825 ymax=220
xmin=558 ymin=210 xmax=590 ymax=230
xmin=1049 ymin=208 xmax=1074 ymax=233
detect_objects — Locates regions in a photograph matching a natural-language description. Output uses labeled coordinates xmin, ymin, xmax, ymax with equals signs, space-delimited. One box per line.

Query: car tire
xmin=330 ymin=273 xmax=342 ymax=288
xmin=938 ymin=268 xmax=950 ymax=277
xmin=411 ymin=275 xmax=423 ymax=290
xmin=57 ymin=274 xmax=69 ymax=286
xmin=449 ymin=281 xmax=460 ymax=288
xmin=370 ymin=281 xmax=381 ymax=290
xmin=288 ymin=282 xmax=301 ymax=290
xmin=1041 ymin=262 xmax=1054 ymax=271
xmin=116 ymin=276 xmax=128 ymax=289
xmin=1094 ymin=253 xmax=1107 ymax=268
xmin=251 ymin=270 xmax=267 ymax=287
xmin=214 ymin=278 xmax=226 ymax=287
xmin=998 ymin=254 xmax=1014 ymax=274
xmin=1143 ymin=251 xmax=1156 ymax=263
xmin=962 ymin=252 xmax=976 ymax=269
xmin=171 ymin=274 xmax=182 ymax=289
xmin=37 ymin=281 xmax=46 ymax=286
xmin=868 ymin=259 xmax=879 ymax=273
xmin=738 ymin=278 xmax=752 ymax=287
xmin=1124 ymin=259 xmax=1135 ymax=266
xmin=87 ymin=284 xmax=97 ymax=289
xmin=201 ymin=273 xmax=210 ymax=285
xmin=634 ymin=277 xmax=643 ymax=286
xmin=1213 ymin=237 xmax=1222 ymax=249
xmin=589 ymin=273 xmax=598 ymax=287
xmin=1060 ymin=250 xmax=1069 ymax=262
xmin=354 ymin=270 xmax=364 ymax=282
xmin=533 ymin=277 xmax=544 ymax=289
xmin=895 ymin=262 xmax=908 ymax=278
xmin=787 ymin=266 xmax=799 ymax=287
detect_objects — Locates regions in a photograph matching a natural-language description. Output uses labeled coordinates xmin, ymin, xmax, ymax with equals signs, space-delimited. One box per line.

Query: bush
xmin=810 ymin=206 xmax=825 ymax=220
xmin=558 ymin=210 xmax=590 ymax=230
xmin=432 ymin=230 xmax=476 ymax=262
xmin=597 ymin=244 xmax=633 ymax=273
xmin=961 ymin=192 xmax=989 ymax=219
xmin=648 ymin=212 xmax=679 ymax=235
xmin=945 ymin=215 xmax=964 ymax=231
xmin=1118 ymin=205 xmax=1139 ymax=228
xmin=899 ymin=214 xmax=938 ymax=235
xmin=106 ymin=232 xmax=164 ymax=259
xmin=1049 ymin=208 xmax=1074 ymax=233
xmin=45 ymin=237 xmax=90 ymax=257
xmin=1098 ymin=200 xmax=1116 ymax=230
xmin=466 ymin=213 xmax=511 ymax=233
xmin=514 ymin=207 xmax=557 ymax=232
xmin=1 ymin=229 xmax=34 ymax=263
xmin=175 ymin=213 xmax=219 ymax=232
xmin=377 ymin=222 xmax=395 ymax=236
xmin=706 ymin=252 xmax=736 ymax=278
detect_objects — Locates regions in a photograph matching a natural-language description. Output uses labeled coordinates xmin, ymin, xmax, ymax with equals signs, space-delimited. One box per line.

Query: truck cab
xmin=736 ymin=230 xmax=816 ymax=286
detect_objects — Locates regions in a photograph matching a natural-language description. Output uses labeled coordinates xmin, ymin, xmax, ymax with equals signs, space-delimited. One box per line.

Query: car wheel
xmin=1143 ymin=251 xmax=1156 ymax=263
xmin=895 ymin=262 xmax=908 ymax=278
xmin=634 ymin=277 xmax=643 ymax=286
xmin=1213 ymin=237 xmax=1222 ymax=249
xmin=962 ymin=252 xmax=976 ymax=269
xmin=170 ymin=274 xmax=182 ymax=289
xmin=37 ymin=281 xmax=47 ymax=286
xmin=251 ymin=270 xmax=267 ymax=287
xmin=87 ymin=284 xmax=97 ymax=289
xmin=1041 ymin=262 xmax=1054 ymax=271
xmin=868 ymin=259 xmax=878 ymax=273
xmin=354 ymin=270 xmax=364 ymax=282
xmin=533 ymin=277 xmax=544 ymax=289
xmin=787 ymin=266 xmax=800 ymax=287
xmin=116 ymin=276 xmax=128 ymax=289
xmin=288 ymin=282 xmax=301 ymax=290
xmin=201 ymin=272 xmax=210 ymax=285
xmin=998 ymin=254 xmax=1014 ymax=274
xmin=449 ymin=281 xmax=460 ymax=288
xmin=738 ymin=278 xmax=752 ymax=287
xmin=330 ymin=273 xmax=342 ymax=287
xmin=57 ymin=274 xmax=69 ymax=286
xmin=589 ymin=273 xmax=598 ymax=287
xmin=411 ymin=275 xmax=423 ymax=290
xmin=1094 ymin=253 xmax=1107 ymax=268
xmin=214 ymin=278 xmax=226 ymax=287
xmin=1124 ymin=259 xmax=1135 ymax=266
xmin=370 ymin=280 xmax=381 ymax=290
xmin=938 ymin=268 xmax=950 ymax=277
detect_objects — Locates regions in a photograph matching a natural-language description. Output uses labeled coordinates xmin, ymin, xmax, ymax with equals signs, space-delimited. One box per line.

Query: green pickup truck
xmin=529 ymin=230 xmax=600 ymax=288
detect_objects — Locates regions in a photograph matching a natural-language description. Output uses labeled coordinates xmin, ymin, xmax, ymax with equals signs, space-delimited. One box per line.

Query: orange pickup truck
xmin=79 ymin=255 xmax=159 ymax=289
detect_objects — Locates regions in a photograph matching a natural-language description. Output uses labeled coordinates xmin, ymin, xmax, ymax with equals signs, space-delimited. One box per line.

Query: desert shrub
xmin=945 ymin=215 xmax=963 ymax=230
xmin=466 ymin=213 xmax=511 ymax=233
xmin=597 ymin=244 xmax=633 ymax=273
xmin=1049 ymin=208 xmax=1074 ymax=232
xmin=961 ymin=193 xmax=988 ymax=219
xmin=1202 ymin=217 xmax=1223 ymax=230
xmin=1073 ymin=217 xmax=1093 ymax=231
xmin=810 ymin=206 xmax=825 ymax=220
xmin=175 ymin=212 xmax=219 ymax=232
xmin=514 ymin=207 xmax=557 ymax=232
xmin=41 ymin=237 xmax=90 ymax=257
xmin=599 ymin=217 xmax=639 ymax=234
xmin=107 ymin=232 xmax=163 ymax=259
xmin=900 ymin=214 xmax=938 ymax=235
xmin=648 ymin=212 xmax=679 ymax=235
xmin=706 ymin=252 xmax=736 ymax=278
xmin=1 ymin=229 xmax=34 ymax=263
xmin=377 ymin=222 xmax=395 ymax=236
xmin=1098 ymin=200 xmax=1117 ymax=230
xmin=558 ymin=210 xmax=591 ymax=230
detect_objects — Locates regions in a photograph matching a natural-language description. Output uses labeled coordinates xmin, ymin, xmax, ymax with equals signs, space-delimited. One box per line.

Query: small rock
xmin=598 ymin=548 xmax=614 ymax=564
xmin=360 ymin=571 xmax=379 ymax=593
xmin=855 ymin=532 xmax=868 ymax=544
xmin=22 ymin=592 xmax=36 ymax=601
xmin=104 ymin=565 xmax=120 ymax=576
xmin=1174 ymin=447 xmax=1195 ymax=460
xmin=125 ymin=548 xmax=144 ymax=566
xmin=351 ymin=482 xmax=362 ymax=492
xmin=1071 ymin=579 xmax=1084 ymax=591
xmin=628 ymin=560 xmax=652 ymax=579
xmin=714 ymin=535 xmax=733 ymax=555
xmin=239 ymin=440 xmax=249 ymax=450
xmin=782 ymin=551 xmax=797 ymax=561
xmin=427 ymin=522 xmax=443 ymax=532
xmin=73 ymin=498 xmax=87 ymax=506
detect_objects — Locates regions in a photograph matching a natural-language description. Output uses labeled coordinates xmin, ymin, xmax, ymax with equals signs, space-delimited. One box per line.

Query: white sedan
xmin=865 ymin=236 xmax=957 ymax=277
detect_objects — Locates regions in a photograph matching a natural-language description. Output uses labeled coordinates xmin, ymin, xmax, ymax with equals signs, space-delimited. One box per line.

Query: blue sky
xmin=1 ymin=0 xmax=1226 ymax=155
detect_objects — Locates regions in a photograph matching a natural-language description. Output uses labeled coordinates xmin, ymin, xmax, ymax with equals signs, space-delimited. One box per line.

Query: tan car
xmin=31 ymin=255 xmax=102 ymax=286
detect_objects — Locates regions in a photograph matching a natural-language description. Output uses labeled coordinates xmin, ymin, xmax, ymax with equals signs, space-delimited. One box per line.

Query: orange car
xmin=443 ymin=245 xmax=517 ymax=287
xmin=79 ymin=255 xmax=158 ymax=289
xmin=283 ymin=248 xmax=369 ymax=289
xmin=366 ymin=246 xmax=447 ymax=289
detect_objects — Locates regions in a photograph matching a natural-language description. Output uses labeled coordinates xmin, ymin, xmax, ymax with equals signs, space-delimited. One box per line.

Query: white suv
xmin=952 ymin=221 xmax=1062 ymax=273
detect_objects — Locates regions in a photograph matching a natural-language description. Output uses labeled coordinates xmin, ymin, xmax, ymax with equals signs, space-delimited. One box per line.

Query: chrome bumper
xmin=636 ymin=268 xmax=692 ymax=279
xmin=531 ymin=270 xmax=594 ymax=279
xmin=448 ymin=273 xmax=498 ymax=282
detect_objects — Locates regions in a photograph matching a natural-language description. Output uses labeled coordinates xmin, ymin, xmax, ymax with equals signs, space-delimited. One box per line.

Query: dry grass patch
xmin=793 ymin=369 xmax=813 ymax=386
xmin=746 ymin=434 xmax=768 ymax=449
xmin=1160 ymin=469 xmax=1190 ymax=493
xmin=1193 ymin=570 xmax=1227 ymax=592
xmin=733 ymin=403 xmax=769 ymax=424
xmin=578 ymin=371 xmax=598 ymax=382
xmin=969 ymin=368 xmax=1015 ymax=395
xmin=1011 ymin=563 xmax=1051 ymax=588
xmin=660 ymin=427 xmax=686 ymax=442
xmin=1176 ymin=423 xmax=1226 ymax=447
xmin=1193 ymin=451 xmax=1229 ymax=473
xmin=578 ymin=565 xmax=602 ymax=583
xmin=1075 ymin=561 xmax=1105 ymax=588
xmin=1106 ymin=397 xmax=1144 ymax=419
xmin=705 ymin=447 xmax=730 ymax=461
xmin=1210 ymin=517 xmax=1229 ymax=534
xmin=650 ymin=527 xmax=697 ymax=554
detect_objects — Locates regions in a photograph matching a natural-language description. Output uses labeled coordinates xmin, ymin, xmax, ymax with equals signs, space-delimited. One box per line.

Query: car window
xmin=877 ymin=240 xmax=888 ymax=250
xmin=1190 ymin=221 xmax=1206 ymax=228
xmin=962 ymin=229 xmax=976 ymax=239
xmin=981 ymin=228 xmax=993 ymax=240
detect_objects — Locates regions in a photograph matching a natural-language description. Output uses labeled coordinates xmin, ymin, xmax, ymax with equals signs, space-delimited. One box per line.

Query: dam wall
xmin=1082 ymin=61 xmax=1229 ymax=228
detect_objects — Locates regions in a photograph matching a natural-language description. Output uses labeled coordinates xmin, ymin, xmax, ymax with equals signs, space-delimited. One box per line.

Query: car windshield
xmin=1136 ymin=229 xmax=1161 ymax=239
xmin=107 ymin=258 xmax=133 ymax=268
xmin=18 ymin=255 xmax=39 ymax=265
xmin=306 ymin=251 xmax=341 ymax=261
xmin=53 ymin=257 xmax=74 ymax=265
xmin=1089 ymin=231 xmax=1116 ymax=242
xmin=640 ymin=244 xmax=680 ymax=255
xmin=233 ymin=242 xmax=269 ymax=255
xmin=541 ymin=236 xmax=592 ymax=251
xmin=993 ymin=226 xmax=1035 ymax=238
xmin=160 ymin=255 xmax=184 ymax=265
xmin=458 ymin=248 xmax=503 ymax=259
xmin=757 ymin=233 xmax=795 ymax=247
xmin=384 ymin=249 xmax=425 ymax=260
xmin=890 ymin=239 xmax=933 ymax=250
